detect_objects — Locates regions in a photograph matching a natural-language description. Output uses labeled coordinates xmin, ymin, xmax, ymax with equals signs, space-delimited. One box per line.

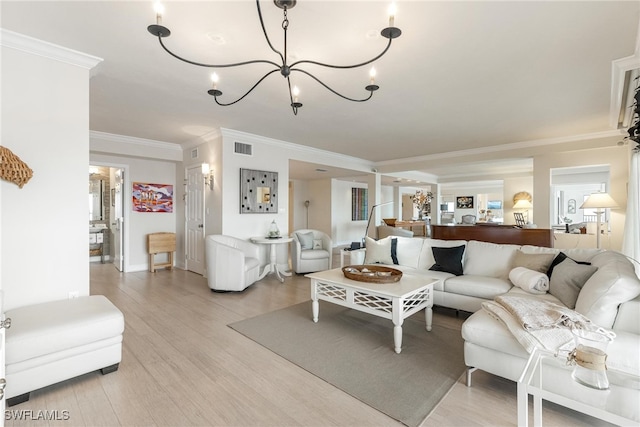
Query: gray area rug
xmin=229 ymin=301 xmax=465 ymax=427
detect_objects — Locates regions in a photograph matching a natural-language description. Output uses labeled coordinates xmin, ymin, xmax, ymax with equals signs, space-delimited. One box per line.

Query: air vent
xmin=234 ymin=142 xmax=252 ymax=156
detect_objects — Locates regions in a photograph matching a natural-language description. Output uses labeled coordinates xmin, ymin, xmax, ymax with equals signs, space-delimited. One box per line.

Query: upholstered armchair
xmin=205 ymin=235 xmax=261 ymax=292
xmin=461 ymin=215 xmax=477 ymax=224
xmin=291 ymin=229 xmax=332 ymax=273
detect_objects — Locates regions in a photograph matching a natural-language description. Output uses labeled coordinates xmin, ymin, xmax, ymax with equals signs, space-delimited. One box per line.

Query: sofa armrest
xmin=613 ymin=295 xmax=640 ymax=334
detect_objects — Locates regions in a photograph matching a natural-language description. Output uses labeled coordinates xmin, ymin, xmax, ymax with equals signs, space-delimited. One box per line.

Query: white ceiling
xmin=2 ymin=1 xmax=638 ymax=181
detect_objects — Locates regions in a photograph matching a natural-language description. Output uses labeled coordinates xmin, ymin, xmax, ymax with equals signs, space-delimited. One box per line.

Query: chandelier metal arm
xmin=211 ymin=69 xmax=281 ymax=106
xmin=291 ymin=69 xmax=375 ymax=103
xmin=157 ymin=36 xmax=281 ymax=69
xmin=290 ymin=36 xmax=393 ymax=70
xmin=255 ymin=0 xmax=285 ymax=64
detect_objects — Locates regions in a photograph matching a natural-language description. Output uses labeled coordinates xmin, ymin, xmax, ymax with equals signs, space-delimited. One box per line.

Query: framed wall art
xmin=352 ymin=188 xmax=368 ymax=221
xmin=132 ymin=182 xmax=173 ymax=213
xmin=456 ymin=196 xmax=474 ymax=209
xmin=240 ymin=168 xmax=278 ymax=213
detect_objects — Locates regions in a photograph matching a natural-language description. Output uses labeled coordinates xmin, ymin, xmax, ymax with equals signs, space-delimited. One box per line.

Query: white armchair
xmin=205 ymin=235 xmax=261 ymax=292
xmin=291 ymin=229 xmax=332 ymax=273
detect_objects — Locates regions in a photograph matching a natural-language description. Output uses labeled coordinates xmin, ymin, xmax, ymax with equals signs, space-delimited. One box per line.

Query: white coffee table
xmin=306 ymin=268 xmax=436 ymax=354
xmin=517 ymin=348 xmax=640 ymax=426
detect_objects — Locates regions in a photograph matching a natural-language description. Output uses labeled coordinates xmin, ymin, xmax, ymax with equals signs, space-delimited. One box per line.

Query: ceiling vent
xmin=234 ymin=141 xmax=252 ymax=156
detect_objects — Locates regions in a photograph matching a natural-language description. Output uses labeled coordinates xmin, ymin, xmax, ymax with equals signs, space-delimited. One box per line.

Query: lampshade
xmin=513 ymin=199 xmax=533 ymax=209
xmin=580 ymin=192 xmax=618 ymax=209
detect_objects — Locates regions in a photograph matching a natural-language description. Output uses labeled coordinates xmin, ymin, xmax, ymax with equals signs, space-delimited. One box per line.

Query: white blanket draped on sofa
xmin=481 ymin=295 xmax=593 ymax=353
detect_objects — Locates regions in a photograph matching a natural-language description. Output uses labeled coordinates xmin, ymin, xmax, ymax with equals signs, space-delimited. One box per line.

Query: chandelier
xmin=147 ymin=0 xmax=401 ymax=115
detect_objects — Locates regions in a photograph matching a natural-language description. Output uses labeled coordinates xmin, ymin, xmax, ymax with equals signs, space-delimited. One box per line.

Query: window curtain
xmin=622 ymin=150 xmax=640 ymax=276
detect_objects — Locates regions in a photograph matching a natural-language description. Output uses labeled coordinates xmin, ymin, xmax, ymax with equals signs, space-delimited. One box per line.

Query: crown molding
xmin=374 ymin=129 xmax=625 ymax=169
xmin=90 ymin=131 xmax=181 ymax=151
xmin=221 ymin=128 xmax=374 ymax=172
xmin=180 ymin=128 xmax=222 ymax=150
xmin=610 ymin=54 xmax=640 ymax=128
xmin=0 ymin=28 xmax=102 ymax=69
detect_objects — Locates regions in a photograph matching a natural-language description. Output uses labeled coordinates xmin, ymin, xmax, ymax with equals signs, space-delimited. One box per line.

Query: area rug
xmin=229 ymin=301 xmax=465 ymax=427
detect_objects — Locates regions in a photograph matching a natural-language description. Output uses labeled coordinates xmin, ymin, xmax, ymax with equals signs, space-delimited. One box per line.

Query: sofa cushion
xmin=429 ymin=245 xmax=465 ymax=276
xmin=512 ymin=250 xmax=555 ymax=274
xmin=575 ymin=251 xmax=640 ymax=328
xmin=296 ymin=231 xmax=314 ymax=250
xmin=443 ymin=275 xmax=512 ymax=299
xmin=548 ymin=258 xmax=598 ymax=309
xmin=300 ymin=249 xmax=330 ymax=260
xmin=364 ymin=236 xmax=393 ymax=264
xmin=463 ymin=240 xmax=520 ymax=279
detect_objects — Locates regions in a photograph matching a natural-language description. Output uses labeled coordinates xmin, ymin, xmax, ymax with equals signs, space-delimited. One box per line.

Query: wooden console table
xmin=394 ymin=220 xmax=427 ymax=236
xmin=431 ymin=224 xmax=553 ymax=247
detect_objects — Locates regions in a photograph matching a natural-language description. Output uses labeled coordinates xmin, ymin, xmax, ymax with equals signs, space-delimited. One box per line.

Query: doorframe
xmin=90 ymin=161 xmax=130 ymax=272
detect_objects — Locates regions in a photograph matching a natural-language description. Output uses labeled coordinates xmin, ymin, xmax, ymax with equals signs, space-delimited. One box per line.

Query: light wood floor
xmin=6 ymin=259 xmax=615 ymax=427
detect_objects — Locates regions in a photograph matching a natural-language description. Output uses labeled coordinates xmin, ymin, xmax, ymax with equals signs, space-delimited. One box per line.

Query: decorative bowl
xmin=382 ymin=218 xmax=397 ymax=226
xmin=342 ymin=265 xmax=403 ymax=283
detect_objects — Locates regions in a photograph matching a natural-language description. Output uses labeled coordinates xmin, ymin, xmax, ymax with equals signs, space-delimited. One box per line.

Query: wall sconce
xmin=201 ymin=163 xmax=214 ymax=190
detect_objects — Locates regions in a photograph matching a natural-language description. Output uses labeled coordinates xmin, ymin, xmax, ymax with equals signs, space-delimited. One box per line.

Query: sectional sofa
xmin=349 ymin=236 xmax=640 ymax=392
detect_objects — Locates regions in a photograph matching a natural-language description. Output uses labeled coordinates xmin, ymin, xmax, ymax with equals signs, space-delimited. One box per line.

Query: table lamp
xmin=513 ymin=199 xmax=533 ymax=223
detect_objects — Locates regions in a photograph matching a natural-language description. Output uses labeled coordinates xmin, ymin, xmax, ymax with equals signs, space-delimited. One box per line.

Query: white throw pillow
xmin=364 ymin=236 xmax=393 ymax=264
xmin=312 ymin=239 xmax=322 ymax=250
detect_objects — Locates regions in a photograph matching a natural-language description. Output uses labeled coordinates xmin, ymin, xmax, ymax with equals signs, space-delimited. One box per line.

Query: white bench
xmin=4 ymin=295 xmax=124 ymax=406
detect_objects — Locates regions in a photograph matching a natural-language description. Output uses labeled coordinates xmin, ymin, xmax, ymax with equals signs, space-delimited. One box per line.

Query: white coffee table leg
xmin=393 ymin=321 xmax=403 ymax=354
xmin=311 ymin=282 xmax=319 ymax=322
xmin=425 ymin=306 xmax=433 ymax=331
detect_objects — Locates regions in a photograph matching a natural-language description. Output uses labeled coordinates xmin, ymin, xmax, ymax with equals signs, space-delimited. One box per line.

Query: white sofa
xmin=205 ymin=235 xmax=261 ymax=291
xmin=351 ymin=236 xmax=640 ymax=388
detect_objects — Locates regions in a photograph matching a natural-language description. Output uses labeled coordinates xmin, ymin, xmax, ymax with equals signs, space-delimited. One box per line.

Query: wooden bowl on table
xmin=342 ymin=265 xmax=403 ymax=283
xmin=382 ymin=218 xmax=397 ymax=226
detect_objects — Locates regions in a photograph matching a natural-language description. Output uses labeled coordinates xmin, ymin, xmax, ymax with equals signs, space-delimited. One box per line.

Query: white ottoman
xmin=4 ymin=295 xmax=124 ymax=406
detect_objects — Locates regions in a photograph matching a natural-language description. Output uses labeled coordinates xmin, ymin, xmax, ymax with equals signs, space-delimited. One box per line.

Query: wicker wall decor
xmin=0 ymin=146 xmax=33 ymax=188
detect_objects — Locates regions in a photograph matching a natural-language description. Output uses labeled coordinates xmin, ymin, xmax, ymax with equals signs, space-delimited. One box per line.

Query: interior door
xmin=185 ymin=166 xmax=205 ymax=275
xmin=112 ymin=169 xmax=125 ymax=272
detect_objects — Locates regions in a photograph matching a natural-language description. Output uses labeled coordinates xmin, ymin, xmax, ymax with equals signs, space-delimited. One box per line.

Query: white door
xmin=112 ymin=169 xmax=125 ymax=272
xmin=185 ymin=166 xmax=205 ymax=275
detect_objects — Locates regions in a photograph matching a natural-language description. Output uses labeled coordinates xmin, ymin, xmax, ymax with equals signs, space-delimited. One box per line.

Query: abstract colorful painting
xmin=132 ymin=182 xmax=173 ymax=213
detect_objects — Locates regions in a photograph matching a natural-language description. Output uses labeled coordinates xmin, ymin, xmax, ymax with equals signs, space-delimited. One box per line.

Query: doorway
xmin=89 ymin=163 xmax=127 ymax=272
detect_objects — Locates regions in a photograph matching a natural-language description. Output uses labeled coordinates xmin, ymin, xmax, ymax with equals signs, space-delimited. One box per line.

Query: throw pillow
xmin=549 ymin=258 xmax=598 ymax=309
xmin=296 ymin=231 xmax=314 ymax=250
xmin=390 ymin=238 xmax=399 ymax=265
xmin=429 ymin=245 xmax=465 ymax=276
xmin=546 ymin=252 xmax=592 ymax=278
xmin=512 ymin=250 xmax=556 ymax=274
xmin=312 ymin=239 xmax=322 ymax=250
xmin=364 ymin=236 xmax=394 ymax=264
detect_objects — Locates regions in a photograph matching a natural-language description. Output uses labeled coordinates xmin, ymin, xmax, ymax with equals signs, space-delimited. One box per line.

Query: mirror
xmin=89 ymin=179 xmax=104 ymax=221
xmin=240 ymin=168 xmax=278 ymax=213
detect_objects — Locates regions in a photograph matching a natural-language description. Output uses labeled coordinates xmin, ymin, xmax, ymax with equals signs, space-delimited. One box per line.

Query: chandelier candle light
xmin=147 ymin=0 xmax=401 ymax=115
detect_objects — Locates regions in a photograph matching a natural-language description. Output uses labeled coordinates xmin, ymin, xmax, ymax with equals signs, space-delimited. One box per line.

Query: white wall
xmin=332 ymin=180 xmax=368 ymax=246
xmin=307 ymin=179 xmax=332 ymax=235
xmin=1 ymin=34 xmax=100 ymax=310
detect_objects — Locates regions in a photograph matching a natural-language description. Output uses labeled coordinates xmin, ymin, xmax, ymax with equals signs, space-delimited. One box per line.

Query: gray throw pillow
xmin=549 ymin=258 xmax=598 ymax=309
xmin=296 ymin=231 xmax=314 ymax=250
